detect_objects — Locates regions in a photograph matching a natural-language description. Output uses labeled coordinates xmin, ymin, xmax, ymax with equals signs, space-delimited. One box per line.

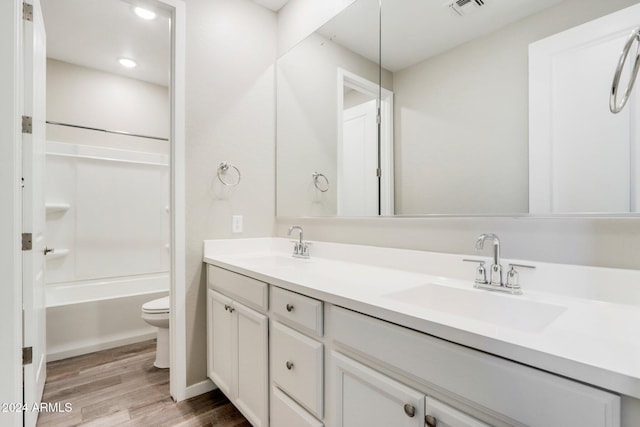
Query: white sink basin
xmin=384 ymin=283 xmax=567 ymax=333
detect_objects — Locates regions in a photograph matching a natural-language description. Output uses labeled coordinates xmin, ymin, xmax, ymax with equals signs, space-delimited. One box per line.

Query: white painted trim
xmin=336 ymin=68 xmax=394 ymax=216
xmin=380 ymin=90 xmax=394 ymax=216
xmin=184 ymin=379 xmax=217 ymax=400
xmin=0 ymin=1 xmax=24 ymax=426
xmin=163 ymin=0 xmax=187 ymax=403
xmin=47 ymin=331 xmax=157 ymax=362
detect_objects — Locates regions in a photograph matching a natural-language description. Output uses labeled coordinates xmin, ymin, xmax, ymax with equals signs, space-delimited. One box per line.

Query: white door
xmin=340 ymin=99 xmax=379 ymax=216
xmin=236 ymin=302 xmax=268 ymax=427
xmin=332 ymin=352 xmax=425 ymax=427
xmin=22 ymin=0 xmax=47 ymax=426
xmin=529 ymin=3 xmax=640 ymax=213
xmin=207 ymin=290 xmax=236 ymax=399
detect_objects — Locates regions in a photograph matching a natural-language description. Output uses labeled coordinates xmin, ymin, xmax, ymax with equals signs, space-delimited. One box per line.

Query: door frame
xmin=337 ymin=68 xmax=394 ymax=216
xmin=154 ymin=0 xmax=187 ymax=402
xmin=0 ymin=1 xmax=25 ymax=425
xmin=0 ymin=0 xmax=189 ymax=418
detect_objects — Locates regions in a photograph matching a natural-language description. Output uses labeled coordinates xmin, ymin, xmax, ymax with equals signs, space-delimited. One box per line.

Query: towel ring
xmin=610 ymin=27 xmax=640 ymax=114
xmin=217 ymin=162 xmax=241 ymax=186
xmin=312 ymin=172 xmax=329 ymax=192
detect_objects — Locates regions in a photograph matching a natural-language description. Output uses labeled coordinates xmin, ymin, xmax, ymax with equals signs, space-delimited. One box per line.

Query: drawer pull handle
xmin=425 ymin=414 xmax=437 ymax=427
xmin=285 ymin=361 xmax=294 ymax=370
xmin=403 ymin=403 xmax=416 ymax=418
xmin=286 ymin=304 xmax=294 ymax=312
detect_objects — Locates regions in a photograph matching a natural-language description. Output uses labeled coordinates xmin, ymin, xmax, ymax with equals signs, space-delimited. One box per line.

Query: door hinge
xmin=376 ymin=114 xmax=381 ymax=125
xmin=22 ymin=115 xmax=32 ymax=134
xmin=376 ymin=168 xmax=381 ymax=177
xmin=22 ymin=347 xmax=33 ymax=365
xmin=22 ymin=233 xmax=32 ymax=251
xmin=22 ymin=2 xmax=33 ymax=21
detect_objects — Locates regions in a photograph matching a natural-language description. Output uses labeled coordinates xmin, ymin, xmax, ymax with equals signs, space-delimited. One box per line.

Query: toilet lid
xmin=142 ymin=296 xmax=170 ymax=313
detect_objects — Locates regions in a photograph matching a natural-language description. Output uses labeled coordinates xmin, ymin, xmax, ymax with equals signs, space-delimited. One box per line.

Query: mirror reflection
xmin=276 ymin=0 xmax=640 ymax=217
xmin=276 ymin=0 xmax=389 ymax=217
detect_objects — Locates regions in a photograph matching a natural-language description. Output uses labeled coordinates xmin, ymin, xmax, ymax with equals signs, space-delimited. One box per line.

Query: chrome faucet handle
xmin=489 ymin=263 xmax=503 ymax=287
xmin=462 ymin=259 xmax=487 ymax=284
xmin=505 ymin=263 xmax=535 ymax=293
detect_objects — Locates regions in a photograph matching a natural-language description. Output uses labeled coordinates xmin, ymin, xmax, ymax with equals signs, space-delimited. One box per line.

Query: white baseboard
xmin=47 ymin=331 xmax=156 ymax=362
xmin=182 ymin=379 xmax=217 ymax=400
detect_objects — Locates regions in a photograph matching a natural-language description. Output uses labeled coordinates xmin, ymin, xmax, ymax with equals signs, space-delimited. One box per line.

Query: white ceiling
xmin=40 ymin=0 xmax=171 ymax=87
xmin=319 ymin=0 xmax=564 ymax=72
xmin=40 ymin=0 xmax=563 ymax=87
xmin=252 ymin=0 xmax=290 ymax=12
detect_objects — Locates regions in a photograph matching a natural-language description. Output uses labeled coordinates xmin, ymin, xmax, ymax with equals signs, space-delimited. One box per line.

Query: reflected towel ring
xmin=610 ymin=27 xmax=640 ymax=114
xmin=312 ymin=172 xmax=329 ymax=192
xmin=217 ymin=162 xmax=241 ymax=186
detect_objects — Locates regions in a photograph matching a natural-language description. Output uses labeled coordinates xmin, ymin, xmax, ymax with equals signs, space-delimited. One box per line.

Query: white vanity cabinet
xmin=332 ymin=351 xmax=489 ymax=427
xmin=332 ymin=351 xmax=426 ymax=427
xmin=270 ymin=286 xmax=325 ymax=426
xmin=328 ymin=305 xmax=621 ymax=427
xmin=206 ymin=266 xmax=269 ymax=427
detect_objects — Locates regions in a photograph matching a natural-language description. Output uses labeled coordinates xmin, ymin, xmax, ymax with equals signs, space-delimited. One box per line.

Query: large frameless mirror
xmin=276 ymin=0 xmax=640 ymax=217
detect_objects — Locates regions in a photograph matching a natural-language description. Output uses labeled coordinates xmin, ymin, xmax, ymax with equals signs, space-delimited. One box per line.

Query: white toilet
xmin=141 ymin=296 xmax=170 ymax=369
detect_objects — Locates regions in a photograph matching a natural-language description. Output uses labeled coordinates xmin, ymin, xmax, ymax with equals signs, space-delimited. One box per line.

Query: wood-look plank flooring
xmin=36 ymin=340 xmax=251 ymax=427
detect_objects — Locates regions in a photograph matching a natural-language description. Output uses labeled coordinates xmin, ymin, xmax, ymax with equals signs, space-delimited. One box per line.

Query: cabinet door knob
xmin=224 ymin=304 xmax=229 ymax=311
xmin=286 ymin=304 xmax=294 ymax=312
xmin=425 ymin=414 xmax=437 ymax=427
xmin=285 ymin=361 xmax=294 ymax=370
xmin=403 ymin=403 xmax=416 ymax=418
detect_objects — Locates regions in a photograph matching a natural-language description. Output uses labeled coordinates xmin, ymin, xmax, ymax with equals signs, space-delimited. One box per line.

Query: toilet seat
xmin=142 ymin=296 xmax=170 ymax=314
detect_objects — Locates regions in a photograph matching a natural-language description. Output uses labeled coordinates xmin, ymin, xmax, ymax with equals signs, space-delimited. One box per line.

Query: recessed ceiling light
xmin=118 ymin=58 xmax=137 ymax=68
xmin=134 ymin=6 xmax=156 ymax=20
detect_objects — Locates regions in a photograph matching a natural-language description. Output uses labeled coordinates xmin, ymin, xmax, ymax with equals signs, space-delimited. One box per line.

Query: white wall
xmin=277 ymin=0 xmax=356 ymax=55
xmin=46 ymin=59 xmax=169 ymax=154
xmin=185 ymin=0 xmax=277 ymax=386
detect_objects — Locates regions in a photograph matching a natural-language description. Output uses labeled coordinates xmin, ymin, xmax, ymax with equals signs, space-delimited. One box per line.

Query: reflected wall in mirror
xmin=386 ymin=0 xmax=640 ymax=215
xmin=276 ymin=0 xmax=393 ymax=217
xmin=276 ymin=0 xmax=640 ymax=217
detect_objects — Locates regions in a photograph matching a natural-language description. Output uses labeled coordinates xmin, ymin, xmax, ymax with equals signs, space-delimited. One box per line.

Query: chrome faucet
xmin=476 ymin=233 xmax=502 ymax=286
xmin=463 ymin=233 xmax=535 ymax=295
xmin=287 ymin=225 xmax=309 ymax=259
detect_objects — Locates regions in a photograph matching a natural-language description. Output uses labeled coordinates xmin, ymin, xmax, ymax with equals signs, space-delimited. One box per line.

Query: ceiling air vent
xmin=446 ymin=0 xmax=487 ymax=16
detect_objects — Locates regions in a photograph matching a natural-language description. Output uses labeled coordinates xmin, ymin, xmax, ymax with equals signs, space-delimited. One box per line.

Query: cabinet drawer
xmin=271 ymin=286 xmax=323 ymax=337
xmin=207 ymin=265 xmax=268 ymax=312
xmin=272 ymin=386 xmax=323 ymax=427
xmin=271 ymin=321 xmax=324 ymax=418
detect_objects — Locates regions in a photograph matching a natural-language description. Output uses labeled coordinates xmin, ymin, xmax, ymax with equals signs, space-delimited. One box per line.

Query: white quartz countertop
xmin=203 ymin=238 xmax=640 ymax=399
